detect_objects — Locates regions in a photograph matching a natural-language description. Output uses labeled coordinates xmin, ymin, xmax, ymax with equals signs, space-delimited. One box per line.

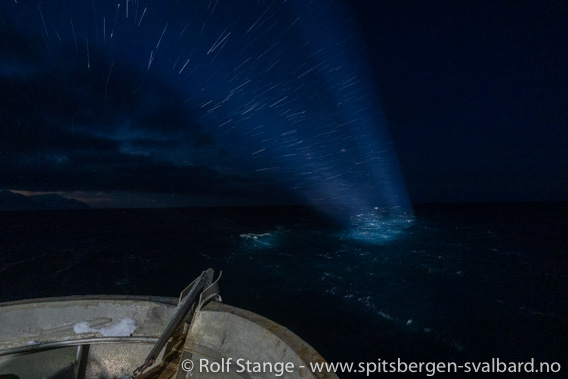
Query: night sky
xmin=1 ymin=0 xmax=566 ymax=209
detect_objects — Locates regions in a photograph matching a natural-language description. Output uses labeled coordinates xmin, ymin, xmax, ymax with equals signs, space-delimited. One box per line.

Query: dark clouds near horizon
xmin=0 ymin=1 xmax=299 ymax=205
xmin=0 ymin=36 xmax=253 ymax=198
xmin=1 ymin=0 xmax=567 ymax=206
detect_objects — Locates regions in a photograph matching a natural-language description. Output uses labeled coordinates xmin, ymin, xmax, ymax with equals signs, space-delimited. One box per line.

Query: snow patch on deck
xmin=74 ymin=317 xmax=136 ymax=337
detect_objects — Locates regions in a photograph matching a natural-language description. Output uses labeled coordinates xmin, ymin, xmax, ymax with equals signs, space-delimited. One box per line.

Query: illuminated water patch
xmin=343 ymin=207 xmax=414 ymax=244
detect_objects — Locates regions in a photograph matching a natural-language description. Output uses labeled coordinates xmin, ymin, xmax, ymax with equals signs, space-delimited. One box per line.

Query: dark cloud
xmin=1 ymin=155 xmax=241 ymax=194
xmin=0 ymin=21 xmax=249 ymax=199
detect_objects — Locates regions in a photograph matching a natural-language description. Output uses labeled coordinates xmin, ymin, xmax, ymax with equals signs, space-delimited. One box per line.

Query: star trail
xmin=0 ymin=0 xmax=412 ymax=240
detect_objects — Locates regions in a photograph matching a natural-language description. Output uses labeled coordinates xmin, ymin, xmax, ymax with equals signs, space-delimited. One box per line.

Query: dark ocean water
xmin=1 ymin=203 xmax=567 ymax=377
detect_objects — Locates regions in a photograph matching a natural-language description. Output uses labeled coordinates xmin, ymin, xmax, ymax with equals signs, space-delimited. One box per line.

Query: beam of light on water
xmin=277 ymin=0 xmax=414 ymax=243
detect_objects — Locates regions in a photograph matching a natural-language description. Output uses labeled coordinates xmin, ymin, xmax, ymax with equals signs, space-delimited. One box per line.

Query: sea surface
xmin=1 ymin=203 xmax=567 ymax=377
